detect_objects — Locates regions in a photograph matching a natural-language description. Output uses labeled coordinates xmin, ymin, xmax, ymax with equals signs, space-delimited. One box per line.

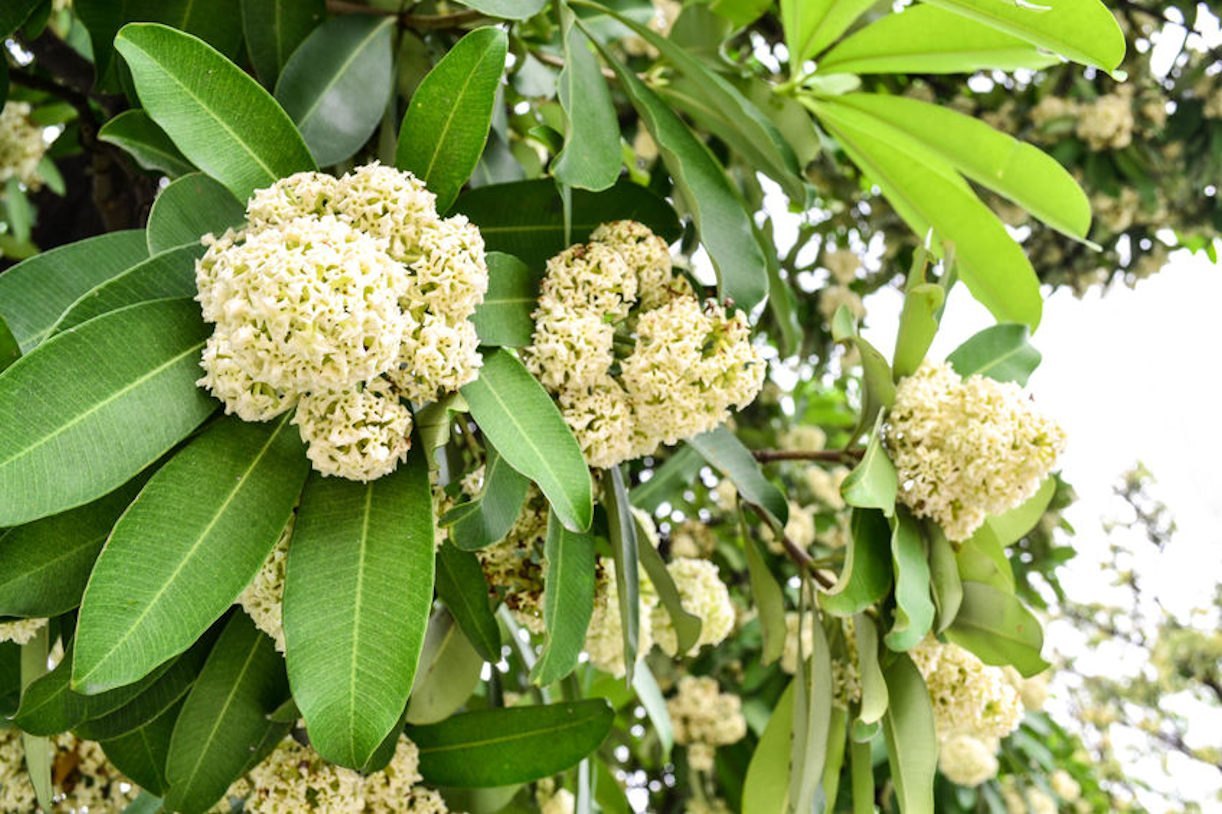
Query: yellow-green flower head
xmin=0 ymin=102 xmax=47 ymax=190
xmin=652 ymin=557 xmax=735 ymax=657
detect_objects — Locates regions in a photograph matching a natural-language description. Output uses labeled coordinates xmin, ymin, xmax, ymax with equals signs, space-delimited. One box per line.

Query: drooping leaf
xmin=789 ymin=605 xmax=833 ymax=814
xmin=946 ymin=582 xmax=1049 ymax=677
xmin=405 ymin=609 xmax=486 ymax=726
xmin=0 ymin=299 xmax=213 ymax=527
xmin=946 ymin=323 xmax=1042 ymax=385
xmin=882 ymin=654 xmax=937 ymax=814
xmin=241 ymin=0 xmax=326 ymax=87
xmin=760 ymin=221 xmax=803 ymax=357
xmin=689 ymin=426 xmax=789 ymax=528
xmin=742 ymin=680 xmax=794 ymax=814
xmin=284 ymin=452 xmax=436 ymax=769
xmin=831 ymin=305 xmax=895 ymax=432
xmin=146 ymin=173 xmax=245 ymax=255
xmin=893 ymin=275 xmax=945 ymax=380
xmin=435 ymin=543 xmax=502 ymax=662
xmin=840 ymin=413 xmax=897 ymax=516
xmin=461 ymin=349 xmax=593 ymax=533
xmin=471 ymin=252 xmax=542 ymax=348
xmin=445 ymin=442 xmax=531 ymax=551
xmin=957 ymin=523 xmax=1015 ymax=593
xmin=884 ymin=511 xmax=935 ymax=652
xmin=98 ymin=110 xmax=195 ymax=177
xmin=636 ymin=515 xmax=702 ymax=655
xmin=822 ymin=706 xmax=849 ymax=809
xmin=115 ymin=23 xmax=316 ymax=202
xmin=854 ymin=614 xmax=888 ymax=726
xmin=743 ymin=527 xmax=785 ymax=665
xmin=986 ymin=476 xmax=1057 ymax=546
xmin=780 ymin=0 xmax=876 ymax=65
xmin=630 ymin=665 xmax=674 ymax=759
xmin=531 ymin=513 xmax=597 ymax=685
xmin=604 ymin=466 xmax=640 ymax=682
xmin=276 ymin=15 xmax=395 ymax=167
xmin=821 ymin=509 xmax=893 ymax=617
xmin=73 ymin=414 xmax=307 ymax=694
xmin=100 ymin=697 xmax=184 ymax=795
xmin=0 ymin=317 xmax=17 ymax=374
xmin=0 ymin=230 xmax=149 ymax=352
xmin=553 ymin=9 xmax=621 ymax=192
xmin=396 ymin=27 xmax=508 ymax=212
xmin=457 ymin=0 xmax=547 ymax=18
xmin=929 ymin=528 xmax=964 ymax=634
xmin=407 ymin=700 xmax=615 ymax=787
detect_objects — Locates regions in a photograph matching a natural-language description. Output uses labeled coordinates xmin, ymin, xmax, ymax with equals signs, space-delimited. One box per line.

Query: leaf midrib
xmin=415 ymin=37 xmax=501 ymax=188
xmin=346 ymin=483 xmax=375 ymax=765
xmin=417 ymin=711 xmax=605 ymax=755
xmin=292 ymin=19 xmax=391 ymax=131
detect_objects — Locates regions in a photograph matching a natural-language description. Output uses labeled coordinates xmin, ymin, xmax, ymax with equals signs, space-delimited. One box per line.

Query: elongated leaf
xmin=445 ymin=443 xmax=531 ymax=551
xmin=922 ymin=0 xmax=1125 ymax=70
xmin=689 ymin=426 xmax=788 ymax=528
xmin=277 ymin=15 xmax=394 ymax=166
xmin=630 ymin=445 xmax=703 ymax=513
xmin=553 ymin=9 xmax=620 ymax=191
xmin=821 ymin=509 xmax=892 ymax=617
xmin=0 ymin=230 xmax=148 ymax=352
xmin=165 ymin=614 xmax=291 ymax=814
xmin=531 ymin=513 xmax=596 ymax=685
xmin=52 ymin=244 xmax=205 ymax=335
xmin=831 ymin=306 xmax=895 ymax=432
xmin=116 ymin=23 xmax=316 ymax=202
xmin=742 ymin=681 xmax=794 ymax=814
xmin=461 ymin=349 xmax=593 ymax=533
xmin=407 ymin=700 xmax=615 ymax=787
xmin=823 ymin=706 xmax=849 ymax=808
xmin=0 ymin=318 xmax=17 ymax=374
xmin=744 ymin=528 xmax=785 ymax=665
xmin=397 ymin=27 xmax=507 ymax=212
xmin=99 ymin=110 xmax=195 ymax=177
xmin=241 ymin=0 xmax=326 ymax=87
xmin=929 ymin=529 xmax=963 ymax=634
xmin=790 ymin=605 xmax=833 ymax=814
xmin=471 ymin=252 xmax=541 ymax=348
xmin=946 ymin=323 xmax=1042 ymax=385
xmin=885 ymin=511 xmax=935 ymax=652
xmin=405 ymin=609 xmax=486 ymax=726
xmin=630 ymin=665 xmax=674 ymax=759
xmin=759 ymin=221 xmax=802 ymax=357
xmin=20 ymin=627 xmax=53 ymax=810
xmin=946 ymin=582 xmax=1048 ymax=677
xmin=100 ymin=696 xmax=184 ymax=795
xmin=605 ymin=466 xmax=640 ymax=682
xmin=147 ymin=173 xmax=245 ymax=255
xmin=454 ymin=179 xmax=680 ymax=269
xmin=987 ymin=476 xmax=1056 ymax=546
xmin=436 ymin=543 xmax=502 ymax=661
xmin=854 ymin=614 xmax=888 ymax=725
xmin=882 ymin=654 xmax=937 ymax=814
xmin=893 ymin=279 xmax=944 ymax=380
xmin=284 ymin=452 xmax=436 ymax=769
xmin=0 ymin=478 xmax=145 ymax=617
xmin=73 ymin=414 xmax=307 ymax=694
xmin=781 ymin=0 xmax=876 ymax=64
xmin=458 ymin=0 xmax=547 ymax=18
xmin=840 ymin=414 xmax=897 ymax=515
xmin=0 ymin=299 xmax=213 ymax=527
xmin=818 ymin=5 xmax=1060 ymax=74
xmin=636 ymin=517 xmax=702 ymax=655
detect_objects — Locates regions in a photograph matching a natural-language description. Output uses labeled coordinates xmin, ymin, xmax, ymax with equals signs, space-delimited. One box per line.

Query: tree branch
xmin=325 ymin=1 xmax=487 ymax=29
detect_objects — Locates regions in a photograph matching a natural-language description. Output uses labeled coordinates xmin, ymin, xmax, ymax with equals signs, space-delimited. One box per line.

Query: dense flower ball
xmin=652 ymin=558 xmax=735 ymax=657
xmin=0 ymin=102 xmax=47 ymax=189
xmin=195 ymin=164 xmax=488 ymax=481
xmin=911 ymin=638 xmax=1024 ymax=742
xmin=938 ymin=733 xmax=1000 ymax=787
xmin=1 ymin=728 xmax=137 ymax=812
xmin=0 ymin=616 xmax=47 ymax=645
xmin=666 ymin=675 xmax=747 ymax=772
xmin=885 ymin=362 xmax=1066 ymax=541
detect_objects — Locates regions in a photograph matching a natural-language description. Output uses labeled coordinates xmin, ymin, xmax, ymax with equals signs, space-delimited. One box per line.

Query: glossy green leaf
xmin=946 ymin=582 xmax=1049 ymax=677
xmin=818 ymin=5 xmax=1060 ymax=74
xmin=454 ymin=179 xmax=680 ymax=269
xmin=744 ymin=528 xmax=785 ymax=665
xmin=277 ymin=15 xmax=395 ymax=167
xmin=73 ymin=414 xmax=307 ymax=694
xmin=855 ymin=614 xmax=888 ymax=725
xmin=636 ymin=516 xmax=702 ymax=655
xmin=629 ymin=445 xmax=704 ymax=514
xmin=99 ymin=110 xmax=195 ymax=177
xmin=585 ymin=31 xmax=768 ymax=312
xmin=471 ymin=252 xmax=541 ymax=348
xmin=51 ymin=244 xmax=206 ymax=335
xmin=407 ymin=700 xmax=615 ymax=787
xmin=760 ymin=221 xmax=802 ymax=357
xmin=946 ymin=323 xmax=1042 ymax=385
xmin=882 ymin=654 xmax=937 ymax=814
xmin=781 ymin=0 xmax=876 ymax=64
xmin=689 ymin=426 xmax=789 ymax=528
xmin=742 ymin=681 xmax=794 ymax=814
xmin=284 ymin=453 xmax=436 ymax=769
xmin=461 ymin=349 xmax=593 ymax=533
xmin=100 ymin=696 xmax=184 ymax=795
xmin=885 ymin=511 xmax=935 ymax=652
xmin=987 ymin=476 xmax=1057 ymax=546
xmin=165 ymin=614 xmax=291 ymax=814
xmin=146 ymin=173 xmax=245 ymax=255
xmin=553 ymin=10 xmax=621 ymax=192
xmin=532 ymin=512 xmax=597 ymax=685
xmin=457 ymin=0 xmax=547 ymax=18
xmin=789 ymin=606 xmax=832 ymax=814
xmin=445 ymin=443 xmax=531 ymax=551
xmin=929 ymin=528 xmax=963 ymax=634
xmin=241 ymin=0 xmax=326 ymax=87
xmin=0 ymin=230 xmax=148 ymax=352
xmin=893 ymin=278 xmax=945 ymax=380
xmin=405 ymin=609 xmax=486 ymax=726
xmin=397 ymin=27 xmax=507 ymax=212
xmin=0 ymin=317 xmax=18 ymax=374
xmin=922 ymin=0 xmax=1126 ymax=70
xmin=821 ymin=509 xmax=893 ymax=617
xmin=840 ymin=414 xmax=897 ymax=515
xmin=116 ymin=23 xmax=316 ymax=203
xmin=605 ymin=466 xmax=640 ymax=682
xmin=0 ymin=299 xmax=213 ymax=527
xmin=832 ymin=305 xmax=895 ymax=432
xmin=436 ymin=543 xmax=502 ymax=662
xmin=849 ymin=737 xmax=874 ymax=814
xmin=957 ymin=524 xmax=1015 ymax=593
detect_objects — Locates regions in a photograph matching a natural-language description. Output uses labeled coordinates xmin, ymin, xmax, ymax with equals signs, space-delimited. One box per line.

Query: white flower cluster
xmin=651 ymin=558 xmax=735 ymax=658
xmin=584 ymin=560 xmax=656 ymax=678
xmin=885 ymin=362 xmax=1065 ymax=541
xmin=823 ymin=249 xmax=860 ymax=285
xmin=220 ymin=734 xmax=447 ymax=813
xmin=0 ymin=102 xmax=46 ymax=190
xmin=476 ymin=490 xmax=549 ymax=633
xmin=0 ymin=616 xmax=46 ymax=645
xmin=196 ymin=164 xmax=488 ymax=481
xmin=1076 ymin=93 xmax=1135 ymax=150
xmin=239 ymin=518 xmax=293 ymax=652
xmin=523 ymin=221 xmax=765 ymax=468
xmin=666 ymin=676 xmax=747 ymax=772
xmin=1 ymin=729 xmax=138 ymax=812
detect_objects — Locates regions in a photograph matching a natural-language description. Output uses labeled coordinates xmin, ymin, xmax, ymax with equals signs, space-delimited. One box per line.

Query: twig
xmin=745 ymin=503 xmax=835 ymax=590
xmin=325 ymin=1 xmax=486 ymax=29
xmin=531 ymin=49 xmax=618 ymax=81
xmin=753 ymin=448 xmax=863 ymax=464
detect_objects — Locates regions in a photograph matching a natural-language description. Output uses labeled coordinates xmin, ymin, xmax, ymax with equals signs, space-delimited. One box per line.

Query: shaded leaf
xmin=636 ymin=515 xmax=702 ymax=655
xmin=929 ymin=528 xmax=963 ymax=634
xmin=840 ymin=413 xmax=897 ymax=515
xmin=471 ymin=252 xmax=541 ymax=348
xmin=854 ymin=614 xmax=888 ymax=725
xmin=436 ymin=543 xmax=502 ymax=662
xmin=405 ymin=609 xmax=486 ymax=726
xmin=821 ymin=509 xmax=893 ymax=617
xmin=146 ymin=173 xmax=245 ymax=255
xmin=629 ymin=445 xmax=703 ymax=513
xmin=743 ymin=527 xmax=785 ymax=665
xmin=458 ymin=0 xmax=547 ymax=19
xmin=99 ymin=110 xmax=195 ymax=177
xmin=689 ymin=426 xmax=788 ymax=528
xmin=604 ymin=466 xmax=640 ymax=682
xmin=445 ymin=442 xmax=531 ymax=551
xmin=553 ymin=10 xmax=621 ymax=192
xmin=742 ymin=681 xmax=793 ymax=814
xmin=957 ymin=524 xmax=1015 ymax=593
xmin=831 ymin=306 xmax=895 ymax=432
xmin=630 ymin=665 xmax=673 ymax=759
xmin=789 ymin=605 xmax=832 ymax=814
xmin=882 ymin=654 xmax=937 ymax=814
xmin=241 ymin=0 xmax=326 ymax=87
xmin=531 ymin=513 xmax=596 ymax=685
xmin=100 ymin=697 xmax=184 ymax=795
xmin=884 ymin=511 xmax=935 ymax=652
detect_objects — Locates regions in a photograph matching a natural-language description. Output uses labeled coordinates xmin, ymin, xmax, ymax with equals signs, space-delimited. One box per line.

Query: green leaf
xmin=583 ymin=30 xmax=768 ymax=312
xmin=630 ymin=665 xmax=674 ymax=759
xmin=147 ymin=173 xmax=246 ymax=255
xmin=100 ymin=697 xmax=184 ymax=795
xmin=689 ymin=426 xmax=789 ymax=528
xmin=840 ymin=413 xmax=897 ymax=515
xmin=531 ymin=513 xmax=597 ymax=685
xmin=885 ymin=511 xmax=935 ymax=652
xmin=471 ymin=252 xmax=542 ymax=348
xmin=98 ymin=110 xmax=195 ymax=177
xmin=743 ymin=528 xmax=785 ymax=665
xmin=893 ymin=277 xmax=944 ymax=381
xmin=164 ymin=613 xmax=291 ymax=814
xmin=0 ymin=230 xmax=148 ymax=352
xmin=0 ymin=478 xmax=145 ymax=617
xmin=817 ymin=5 xmax=1060 ymax=74
xmin=882 ymin=654 xmax=937 ymax=814
xmin=929 ymin=528 xmax=963 ymax=634
xmin=20 ymin=626 xmax=53 ymax=811
xmin=760 ymin=221 xmax=802 ymax=357
xmin=0 ymin=299 xmax=213 ymax=527
xmin=789 ymin=606 xmax=832 ymax=814
xmin=781 ymin=0 xmax=876 ymax=64
xmin=461 ymin=349 xmax=593 ymax=533
xmin=276 ymin=15 xmax=395 ymax=167
xmin=396 ymin=27 xmax=507 ymax=213
xmin=405 ymin=609 xmax=486 ymax=726
xmin=116 ymin=22 xmax=316 ymax=203
xmin=457 ymin=0 xmax=547 ymax=18
xmin=284 ymin=453 xmax=436 ymax=769
xmin=921 ymin=0 xmax=1126 ymax=70
xmin=831 ymin=305 xmax=895 ymax=432
xmin=946 ymin=323 xmax=1042 ymax=385
xmin=73 ymin=414 xmax=307 ymax=694
xmin=436 ymin=543 xmax=502 ymax=662
xmin=946 ymin=582 xmax=1048 ymax=677
xmin=956 ymin=524 xmax=1015 ymax=593
xmin=604 ymin=466 xmax=640 ymax=682
xmin=629 ymin=445 xmax=704 ymax=513
xmin=854 ymin=614 xmax=888 ymax=725
xmin=813 ymin=101 xmax=1042 ymax=329
xmin=635 ymin=515 xmax=702 ymax=655
xmin=821 ymin=509 xmax=893 ymax=617
xmin=407 ymin=700 xmax=615 ymax=787
xmin=51 ymin=244 xmax=206 ymax=335
xmin=849 ymin=737 xmax=874 ymax=814
xmin=986 ymin=476 xmax=1056 ymax=546
xmin=0 ymin=317 xmax=18 ymax=374
xmin=241 ymin=0 xmax=326 ymax=87
xmin=822 ymin=705 xmax=848 ymax=809
xmin=742 ymin=681 xmax=794 ymax=814
xmin=553 ymin=10 xmax=621 ymax=192
xmin=454 ymin=179 xmax=680 ymax=269
xmin=0 ymin=0 xmax=40 ymax=36
xmin=445 ymin=442 xmax=531 ymax=551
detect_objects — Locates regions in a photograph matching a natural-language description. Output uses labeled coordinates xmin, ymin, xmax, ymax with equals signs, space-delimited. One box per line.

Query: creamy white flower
xmin=329 ymin=162 xmax=440 ymax=264
xmin=557 ymin=380 xmax=643 ymax=471
xmin=590 ymin=219 xmax=673 ymax=310
xmin=294 ymin=379 xmax=413 ymax=482
xmin=198 ymin=333 xmax=299 ymax=421
xmin=1076 ymin=94 xmax=1134 ymax=150
xmin=0 ymin=616 xmax=47 ymax=645
xmin=585 ymin=560 xmax=657 ymax=677
xmin=239 ymin=518 xmax=292 ymax=652
xmin=653 ymin=558 xmax=734 ymax=656
xmin=823 ymin=249 xmax=860 ymax=285
xmin=779 ymin=425 xmax=826 ymax=453
xmin=938 ymin=733 xmax=1000 ymax=787
xmin=1 ymin=729 xmax=137 ymax=813
xmin=805 ymin=465 xmax=847 ymax=510
xmin=666 ymin=675 xmax=747 ymax=748
xmin=911 ymin=637 xmax=1024 ymax=741
xmin=525 ymin=308 xmax=616 ymax=392
xmin=0 ymin=102 xmax=47 ymax=189
xmin=538 ymin=242 xmax=638 ymax=322
xmin=477 ymin=492 xmax=549 ymax=633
